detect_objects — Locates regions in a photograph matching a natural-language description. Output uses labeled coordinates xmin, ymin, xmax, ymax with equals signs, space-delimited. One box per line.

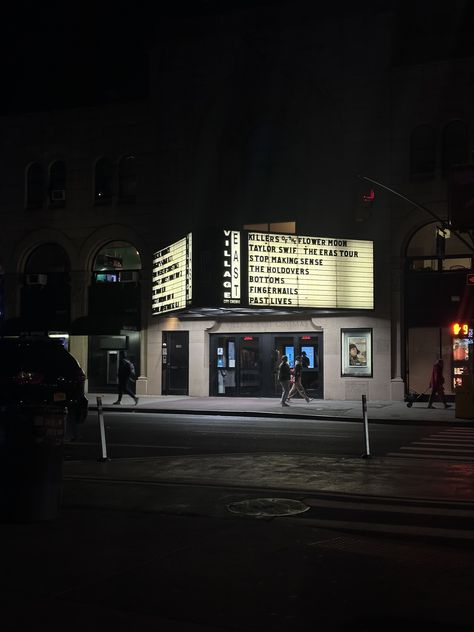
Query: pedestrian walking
xmin=288 ymin=356 xmax=312 ymax=403
xmin=278 ymin=355 xmax=291 ymax=407
xmin=113 ymin=353 xmax=139 ymax=405
xmin=301 ymin=350 xmax=310 ymax=369
xmin=427 ymin=358 xmax=450 ymax=409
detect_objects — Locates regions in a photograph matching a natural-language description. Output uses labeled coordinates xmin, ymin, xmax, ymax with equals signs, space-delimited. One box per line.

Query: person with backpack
xmin=113 ymin=352 xmax=139 ymax=405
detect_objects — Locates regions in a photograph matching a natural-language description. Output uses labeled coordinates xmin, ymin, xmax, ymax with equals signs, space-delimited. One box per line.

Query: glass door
xmin=216 ymin=336 xmax=237 ymax=395
xmin=238 ymin=336 xmax=261 ymax=395
xmin=273 ymin=336 xmax=296 ymax=396
xmin=298 ymin=335 xmax=322 ymax=399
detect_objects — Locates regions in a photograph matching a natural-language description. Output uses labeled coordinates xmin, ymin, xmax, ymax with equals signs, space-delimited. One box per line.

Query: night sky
xmin=2 ymin=1 xmax=474 ymax=114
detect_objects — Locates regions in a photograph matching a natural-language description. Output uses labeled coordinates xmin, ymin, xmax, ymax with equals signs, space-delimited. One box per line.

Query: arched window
xmin=118 ymin=155 xmax=137 ymax=202
xmin=442 ymin=120 xmax=468 ymax=174
xmin=26 ymin=162 xmax=45 ymax=208
xmin=93 ymin=241 xmax=141 ymax=283
xmin=94 ymin=157 xmax=114 ymax=203
xmin=409 ymin=125 xmax=436 ymax=177
xmin=49 ymin=160 xmax=67 ymax=205
xmin=25 ymin=243 xmax=71 ymax=284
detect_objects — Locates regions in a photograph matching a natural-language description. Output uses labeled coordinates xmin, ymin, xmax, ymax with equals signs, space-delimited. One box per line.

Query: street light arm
xmin=357 ymin=174 xmax=474 ymax=254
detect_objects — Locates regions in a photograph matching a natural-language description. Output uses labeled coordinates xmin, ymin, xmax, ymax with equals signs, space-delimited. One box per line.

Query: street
xmin=63 ymin=411 xmax=474 ymax=544
xmin=65 ymin=410 xmax=465 ymax=461
xmin=3 ymin=410 xmax=474 ymax=631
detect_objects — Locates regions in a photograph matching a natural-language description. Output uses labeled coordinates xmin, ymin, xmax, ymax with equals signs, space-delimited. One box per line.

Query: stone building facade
xmin=1 ymin=4 xmax=472 ymax=400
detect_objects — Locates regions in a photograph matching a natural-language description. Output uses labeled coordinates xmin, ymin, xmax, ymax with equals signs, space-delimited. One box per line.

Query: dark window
xmin=410 ymin=125 xmax=436 ymax=177
xmin=118 ymin=155 xmax=136 ymax=202
xmin=49 ymin=160 xmax=67 ymax=206
xmin=95 ymin=157 xmax=114 ymax=203
xmin=26 ymin=162 xmax=45 ymax=208
xmin=442 ymin=120 xmax=468 ymax=174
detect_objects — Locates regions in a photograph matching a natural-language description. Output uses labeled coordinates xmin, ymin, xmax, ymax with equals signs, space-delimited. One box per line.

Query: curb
xmin=88 ymin=405 xmax=474 ymax=426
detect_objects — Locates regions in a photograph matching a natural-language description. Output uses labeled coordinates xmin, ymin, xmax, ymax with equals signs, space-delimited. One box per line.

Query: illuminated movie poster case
xmin=340 ymin=328 xmax=373 ymax=377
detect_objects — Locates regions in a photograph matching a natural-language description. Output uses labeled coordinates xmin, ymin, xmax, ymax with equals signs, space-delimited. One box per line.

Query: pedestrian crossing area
xmin=297 ymin=490 xmax=474 ymax=543
xmin=388 ymin=427 xmax=474 ymax=462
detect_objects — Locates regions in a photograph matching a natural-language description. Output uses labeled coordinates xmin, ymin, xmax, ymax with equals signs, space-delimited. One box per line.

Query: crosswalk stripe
xmin=301 ymin=498 xmax=474 ymax=517
xmin=289 ymin=517 xmax=474 ymax=541
xmin=388 ymin=427 xmax=474 ymax=462
xmin=387 ymin=452 xmax=474 ymax=461
xmin=411 ymin=441 xmax=474 ymax=447
xmin=401 ymin=446 xmax=474 ymax=453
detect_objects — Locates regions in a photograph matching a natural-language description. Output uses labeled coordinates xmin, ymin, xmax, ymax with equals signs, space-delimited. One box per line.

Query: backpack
xmin=128 ymin=360 xmax=136 ymax=379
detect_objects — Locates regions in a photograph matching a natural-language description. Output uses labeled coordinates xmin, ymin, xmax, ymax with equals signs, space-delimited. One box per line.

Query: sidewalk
xmin=88 ymin=392 xmax=471 ymax=424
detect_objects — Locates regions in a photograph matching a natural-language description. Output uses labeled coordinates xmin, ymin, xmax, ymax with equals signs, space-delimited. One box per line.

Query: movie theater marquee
xmin=152 ymin=229 xmax=374 ymax=316
xmin=223 ymin=230 xmax=374 ymax=310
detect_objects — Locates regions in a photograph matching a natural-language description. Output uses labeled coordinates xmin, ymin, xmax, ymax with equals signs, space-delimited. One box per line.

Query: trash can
xmin=0 ymin=404 xmax=67 ymax=522
xmin=455 ymin=377 xmax=474 ymax=420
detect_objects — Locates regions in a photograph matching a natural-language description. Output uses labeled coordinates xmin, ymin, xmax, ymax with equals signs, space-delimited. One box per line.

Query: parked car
xmin=0 ymin=337 xmax=88 ymax=425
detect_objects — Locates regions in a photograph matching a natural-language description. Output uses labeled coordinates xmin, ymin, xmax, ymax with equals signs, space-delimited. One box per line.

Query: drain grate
xmin=227 ymin=498 xmax=310 ymax=518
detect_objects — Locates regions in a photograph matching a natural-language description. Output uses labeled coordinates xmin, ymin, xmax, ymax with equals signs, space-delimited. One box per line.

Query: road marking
xmin=301 ymin=497 xmax=474 ymax=517
xmin=287 ymin=517 xmax=474 ymax=541
xmin=411 ymin=441 xmax=474 ymax=447
xmin=387 ymin=452 xmax=474 ymax=461
xmin=401 ymin=446 xmax=474 ymax=453
xmin=66 ymin=442 xmax=192 ymax=450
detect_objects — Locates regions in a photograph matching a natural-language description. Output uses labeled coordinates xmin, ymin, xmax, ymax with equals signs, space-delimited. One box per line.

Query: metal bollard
xmin=96 ymin=396 xmax=110 ymax=462
xmin=361 ymin=394 xmax=371 ymax=459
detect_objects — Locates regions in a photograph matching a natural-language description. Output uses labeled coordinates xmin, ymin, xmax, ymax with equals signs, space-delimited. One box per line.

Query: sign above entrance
xmin=152 ymin=234 xmax=192 ymax=315
xmin=222 ymin=229 xmax=374 ymax=310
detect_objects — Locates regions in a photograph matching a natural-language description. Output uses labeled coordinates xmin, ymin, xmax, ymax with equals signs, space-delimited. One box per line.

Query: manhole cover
xmin=227 ymin=498 xmax=309 ymax=518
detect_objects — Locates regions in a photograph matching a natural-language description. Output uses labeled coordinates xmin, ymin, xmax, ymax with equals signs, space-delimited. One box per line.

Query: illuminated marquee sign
xmin=247 ymin=231 xmax=373 ymax=309
xmin=222 ymin=230 xmax=241 ymax=304
xmin=152 ymin=234 xmax=192 ymax=315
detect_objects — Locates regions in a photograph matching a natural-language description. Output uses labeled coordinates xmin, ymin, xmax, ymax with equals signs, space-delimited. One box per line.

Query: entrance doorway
xmin=162 ymin=331 xmax=189 ymax=395
xmin=88 ymin=333 xmax=140 ymax=392
xmin=210 ymin=332 xmax=323 ymax=398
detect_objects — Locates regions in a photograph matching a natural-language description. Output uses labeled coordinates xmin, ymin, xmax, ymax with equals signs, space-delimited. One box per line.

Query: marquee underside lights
xmin=152 ymin=234 xmax=192 ymax=315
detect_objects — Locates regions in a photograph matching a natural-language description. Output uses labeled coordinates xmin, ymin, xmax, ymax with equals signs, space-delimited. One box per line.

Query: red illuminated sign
xmin=301 ymin=336 xmax=312 ymax=340
xmin=452 ymin=322 xmax=469 ymax=336
xmin=362 ymin=189 xmax=375 ymax=203
xmin=243 ymin=336 xmax=254 ymax=341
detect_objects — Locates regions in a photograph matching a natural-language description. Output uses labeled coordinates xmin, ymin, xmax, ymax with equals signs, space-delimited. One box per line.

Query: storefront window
xmin=211 ymin=333 xmax=323 ymax=398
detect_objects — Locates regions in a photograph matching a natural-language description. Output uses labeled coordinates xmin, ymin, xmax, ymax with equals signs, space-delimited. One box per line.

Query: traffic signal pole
xmin=358 ymin=174 xmax=474 ymax=254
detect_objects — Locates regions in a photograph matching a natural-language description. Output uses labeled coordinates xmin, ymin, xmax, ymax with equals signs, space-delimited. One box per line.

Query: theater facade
xmin=147 ymin=226 xmax=394 ymax=401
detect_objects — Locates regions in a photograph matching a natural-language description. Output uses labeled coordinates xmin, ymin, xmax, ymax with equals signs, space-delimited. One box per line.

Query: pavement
xmin=89 ymin=392 xmax=470 ymax=424
xmin=2 ymin=394 xmax=474 ymax=631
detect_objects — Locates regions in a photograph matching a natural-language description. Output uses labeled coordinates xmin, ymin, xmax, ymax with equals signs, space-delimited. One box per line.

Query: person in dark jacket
xmin=113 ymin=353 xmax=139 ymax=405
xmin=427 ymin=358 xmax=450 ymax=409
xmin=278 ymin=355 xmax=291 ymax=407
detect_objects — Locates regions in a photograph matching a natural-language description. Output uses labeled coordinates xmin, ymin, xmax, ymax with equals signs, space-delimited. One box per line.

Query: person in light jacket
xmin=288 ymin=356 xmax=312 ymax=403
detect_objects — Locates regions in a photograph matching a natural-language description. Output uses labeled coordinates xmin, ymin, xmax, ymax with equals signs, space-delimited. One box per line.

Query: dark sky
xmin=1 ymin=1 xmax=154 ymax=113
xmin=3 ymin=1 xmax=474 ymax=114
